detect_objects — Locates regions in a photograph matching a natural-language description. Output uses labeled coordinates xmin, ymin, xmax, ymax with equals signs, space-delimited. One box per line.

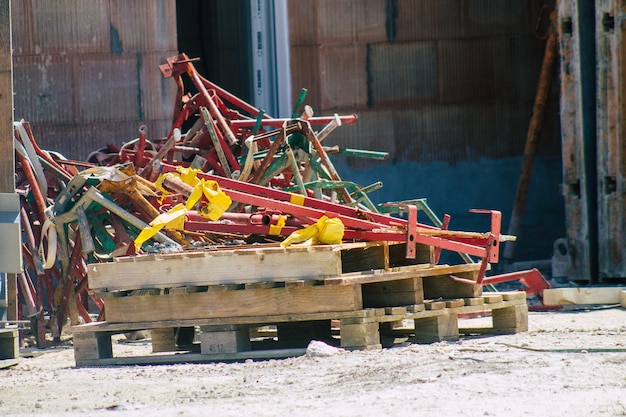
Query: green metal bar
xmin=335 ymin=148 xmax=389 ymax=160
xmin=291 ymin=88 xmax=307 ymax=118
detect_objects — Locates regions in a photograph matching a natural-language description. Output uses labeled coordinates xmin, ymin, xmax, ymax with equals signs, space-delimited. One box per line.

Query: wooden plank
xmin=621 ymin=290 xmax=626 ymax=308
xmin=362 ymin=277 xmax=423 ymax=308
xmin=425 ymin=301 xmax=446 ymax=310
xmin=483 ymin=294 xmax=504 ymax=304
xmin=543 ymin=287 xmax=625 ymax=305
xmin=422 ymin=270 xmax=483 ymax=299
xmin=445 ymin=299 xmax=466 ymax=308
xmin=558 ymin=0 xmax=595 ymax=282
xmin=501 ymin=291 xmax=527 ymax=301
xmin=104 ymin=284 xmax=363 ymax=323
xmin=464 ymin=297 xmax=485 ymax=306
xmin=324 ymin=263 xmax=481 ymax=286
xmin=88 ymin=247 xmax=342 ymax=291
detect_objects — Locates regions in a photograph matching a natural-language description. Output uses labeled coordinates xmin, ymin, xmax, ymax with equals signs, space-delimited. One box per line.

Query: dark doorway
xmin=176 ymin=0 xmax=252 ymax=102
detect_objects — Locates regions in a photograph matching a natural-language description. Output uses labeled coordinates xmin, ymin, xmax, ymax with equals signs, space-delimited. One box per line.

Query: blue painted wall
xmin=332 ymin=155 xmax=565 ymax=264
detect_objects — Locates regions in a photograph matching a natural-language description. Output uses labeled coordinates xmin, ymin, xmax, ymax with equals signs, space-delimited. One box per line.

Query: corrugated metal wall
xmin=288 ymin=0 xmax=561 ymax=168
xmin=11 ymin=0 xmax=178 ymax=160
xmin=287 ymin=0 xmax=564 ymax=263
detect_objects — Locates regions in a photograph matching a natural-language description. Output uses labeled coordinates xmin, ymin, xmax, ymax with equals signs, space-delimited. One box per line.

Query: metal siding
xmin=368 ymin=42 xmax=438 ymax=107
xmin=13 ymin=55 xmax=74 ymax=124
xmin=394 ymin=0 xmax=464 ymax=41
xmin=30 ymin=0 xmax=110 ymax=54
xmin=77 ymin=54 xmax=140 ymax=122
xmin=437 ymin=38 xmax=513 ymax=104
xmin=11 ymin=0 xmax=178 ymax=161
xmin=317 ymin=0 xmax=353 ymax=44
xmin=354 ymin=0 xmax=388 ymax=43
xmin=289 ymin=45 xmax=322 ymax=110
xmin=110 ymin=0 xmax=177 ymax=52
xmin=462 ymin=0 xmax=531 ymax=37
xmin=319 ymin=44 xmax=367 ymax=110
xmin=393 ymin=106 xmax=467 ymax=164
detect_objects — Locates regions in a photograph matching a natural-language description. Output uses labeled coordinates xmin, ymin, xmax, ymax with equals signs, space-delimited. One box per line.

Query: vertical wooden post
xmin=0 ymin=0 xmax=17 ymax=321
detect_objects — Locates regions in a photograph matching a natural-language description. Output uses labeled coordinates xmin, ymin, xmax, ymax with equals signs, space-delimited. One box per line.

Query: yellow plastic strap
xmin=177 ymin=166 xmax=200 ymax=186
xmin=289 ymin=193 xmax=305 ymax=206
xmin=187 ymin=179 xmax=205 ymax=210
xmin=134 ymin=203 xmax=187 ymax=251
xmin=198 ymin=180 xmax=232 ymax=221
xmin=268 ymin=215 xmax=287 ymax=236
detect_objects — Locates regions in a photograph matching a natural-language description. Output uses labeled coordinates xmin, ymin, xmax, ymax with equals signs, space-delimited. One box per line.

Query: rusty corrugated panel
xmin=596 ymin=0 xmax=626 ymax=280
xmin=287 ymin=0 xmax=320 ymax=46
xmin=13 ymin=54 xmax=74 ymax=124
xmin=289 ymin=45 xmax=322 ymax=110
xmin=110 ymin=0 xmax=177 ymax=53
xmin=319 ymin=44 xmax=367 ymax=110
xmin=393 ymin=106 xmax=466 ymax=164
xmin=437 ymin=37 xmax=513 ymax=104
xmin=558 ymin=0 xmax=596 ymax=282
xmin=353 ymin=0 xmax=388 ymax=43
xmin=30 ymin=0 xmax=110 ymax=54
xmin=394 ymin=0 xmax=464 ymax=41
xmin=140 ymin=51 xmax=179 ymax=120
xmin=462 ymin=0 xmax=531 ymax=37
xmin=76 ymin=54 xmax=140 ymax=123
xmin=317 ymin=0 xmax=354 ymax=44
xmin=10 ymin=0 xmax=30 ymax=55
xmin=368 ymin=41 xmax=438 ymax=107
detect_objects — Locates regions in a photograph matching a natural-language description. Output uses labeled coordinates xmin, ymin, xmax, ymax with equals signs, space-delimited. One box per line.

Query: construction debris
xmin=13 ymin=54 xmax=528 ymax=348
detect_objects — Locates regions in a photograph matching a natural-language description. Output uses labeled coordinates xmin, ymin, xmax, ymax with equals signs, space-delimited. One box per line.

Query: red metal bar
xmin=471 ymin=209 xmax=501 ymax=263
xmin=481 ymin=268 xmax=551 ymax=296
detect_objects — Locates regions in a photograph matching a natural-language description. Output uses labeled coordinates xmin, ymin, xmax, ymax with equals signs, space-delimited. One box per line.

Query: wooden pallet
xmin=99 ymin=261 xmax=484 ymax=323
xmin=72 ymin=292 xmax=527 ymax=367
xmin=87 ymin=242 xmax=433 ymax=292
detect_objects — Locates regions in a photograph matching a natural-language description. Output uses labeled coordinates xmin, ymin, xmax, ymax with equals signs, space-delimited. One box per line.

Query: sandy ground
xmin=1 ymin=306 xmax=626 ymax=417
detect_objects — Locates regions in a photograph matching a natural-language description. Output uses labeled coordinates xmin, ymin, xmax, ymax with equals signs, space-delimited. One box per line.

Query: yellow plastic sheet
xmin=134 ymin=203 xmax=187 ymax=251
